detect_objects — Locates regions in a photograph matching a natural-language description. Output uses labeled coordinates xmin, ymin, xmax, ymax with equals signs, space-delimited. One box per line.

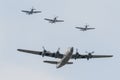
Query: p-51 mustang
xmin=17 ymin=47 xmax=113 ymax=68
xmin=75 ymin=25 xmax=95 ymax=31
xmin=21 ymin=7 xmax=41 ymax=15
xmin=44 ymin=16 xmax=64 ymax=23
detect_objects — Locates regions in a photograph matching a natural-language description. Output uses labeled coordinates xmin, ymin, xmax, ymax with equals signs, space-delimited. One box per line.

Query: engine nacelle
xmin=87 ymin=53 xmax=92 ymax=60
xmin=42 ymin=52 xmax=46 ymax=57
xmin=42 ymin=46 xmax=47 ymax=57
xmin=74 ymin=52 xmax=80 ymax=60
xmin=55 ymin=48 xmax=60 ymax=58
xmin=55 ymin=52 xmax=60 ymax=58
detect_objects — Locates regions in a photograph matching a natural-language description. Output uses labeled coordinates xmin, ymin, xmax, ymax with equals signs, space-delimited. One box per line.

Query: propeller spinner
xmin=42 ymin=46 xmax=47 ymax=57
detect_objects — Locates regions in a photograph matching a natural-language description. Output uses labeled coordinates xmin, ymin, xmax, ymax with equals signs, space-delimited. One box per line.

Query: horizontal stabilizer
xmin=43 ymin=60 xmax=73 ymax=65
xmin=66 ymin=62 xmax=73 ymax=64
xmin=43 ymin=60 xmax=58 ymax=64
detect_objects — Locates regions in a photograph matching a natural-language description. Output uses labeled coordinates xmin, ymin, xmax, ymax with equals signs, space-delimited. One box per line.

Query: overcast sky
xmin=0 ymin=0 xmax=120 ymax=80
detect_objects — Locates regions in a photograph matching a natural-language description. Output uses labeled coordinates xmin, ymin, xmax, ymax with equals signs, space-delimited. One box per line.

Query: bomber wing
xmin=71 ymin=54 xmax=113 ymax=60
xmin=17 ymin=49 xmax=63 ymax=59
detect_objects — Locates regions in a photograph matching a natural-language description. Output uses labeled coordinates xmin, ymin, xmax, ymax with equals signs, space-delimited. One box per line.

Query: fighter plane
xmin=21 ymin=7 xmax=41 ymax=15
xmin=75 ymin=25 xmax=95 ymax=31
xmin=44 ymin=16 xmax=64 ymax=23
xmin=17 ymin=47 xmax=113 ymax=68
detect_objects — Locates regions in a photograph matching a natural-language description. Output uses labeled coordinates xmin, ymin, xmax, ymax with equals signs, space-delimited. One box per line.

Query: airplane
xmin=44 ymin=16 xmax=64 ymax=23
xmin=75 ymin=24 xmax=95 ymax=31
xmin=17 ymin=47 xmax=113 ymax=68
xmin=21 ymin=7 xmax=41 ymax=15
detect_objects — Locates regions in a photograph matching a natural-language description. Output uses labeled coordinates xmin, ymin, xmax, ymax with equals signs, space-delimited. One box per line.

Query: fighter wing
xmin=44 ymin=18 xmax=53 ymax=21
xmin=86 ymin=28 xmax=95 ymax=30
xmin=21 ymin=10 xmax=30 ymax=13
xmin=17 ymin=49 xmax=63 ymax=59
xmin=71 ymin=54 xmax=113 ymax=60
xmin=55 ymin=20 xmax=64 ymax=22
xmin=75 ymin=27 xmax=84 ymax=29
xmin=33 ymin=11 xmax=42 ymax=13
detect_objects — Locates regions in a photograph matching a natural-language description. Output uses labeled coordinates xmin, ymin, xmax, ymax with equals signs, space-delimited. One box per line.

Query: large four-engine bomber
xmin=18 ymin=7 xmax=113 ymax=69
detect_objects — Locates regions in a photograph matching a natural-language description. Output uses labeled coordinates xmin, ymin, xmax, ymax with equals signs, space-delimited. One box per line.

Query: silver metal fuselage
xmin=27 ymin=9 xmax=34 ymax=15
xmin=56 ymin=47 xmax=73 ymax=68
xmin=49 ymin=17 xmax=57 ymax=23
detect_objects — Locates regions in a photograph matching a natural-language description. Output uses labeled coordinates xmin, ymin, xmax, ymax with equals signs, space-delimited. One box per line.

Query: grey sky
xmin=0 ymin=0 xmax=120 ymax=80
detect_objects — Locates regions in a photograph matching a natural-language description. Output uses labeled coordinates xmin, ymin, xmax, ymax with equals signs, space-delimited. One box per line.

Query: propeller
xmin=55 ymin=48 xmax=60 ymax=58
xmin=75 ymin=48 xmax=80 ymax=60
xmin=42 ymin=46 xmax=47 ymax=57
xmin=85 ymin=51 xmax=94 ymax=60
